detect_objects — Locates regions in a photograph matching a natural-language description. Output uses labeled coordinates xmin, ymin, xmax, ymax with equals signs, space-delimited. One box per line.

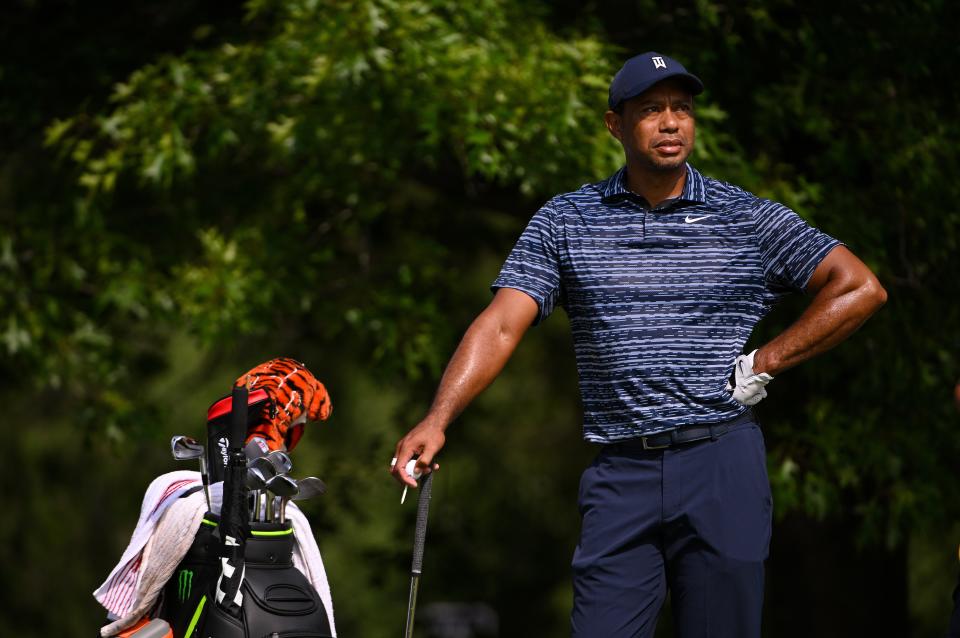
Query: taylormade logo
xmin=218 ymin=436 xmax=229 ymax=466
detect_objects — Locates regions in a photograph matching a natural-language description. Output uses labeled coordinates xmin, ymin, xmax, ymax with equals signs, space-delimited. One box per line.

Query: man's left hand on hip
xmin=727 ymin=349 xmax=774 ymax=406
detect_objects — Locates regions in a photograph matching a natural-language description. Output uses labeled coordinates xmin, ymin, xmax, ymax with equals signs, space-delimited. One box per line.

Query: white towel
xmin=100 ymin=489 xmax=207 ymax=636
xmin=287 ymin=501 xmax=336 ymax=634
xmin=94 ymin=471 xmax=336 ymax=636
xmin=94 ymin=470 xmax=202 ymax=618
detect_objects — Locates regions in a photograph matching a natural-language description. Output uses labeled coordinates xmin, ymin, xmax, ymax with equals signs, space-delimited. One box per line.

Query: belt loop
xmin=709 ymin=424 xmax=718 ymax=441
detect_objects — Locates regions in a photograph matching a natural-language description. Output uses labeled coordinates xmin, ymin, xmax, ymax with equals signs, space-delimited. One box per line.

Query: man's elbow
xmin=860 ymin=276 xmax=888 ymax=314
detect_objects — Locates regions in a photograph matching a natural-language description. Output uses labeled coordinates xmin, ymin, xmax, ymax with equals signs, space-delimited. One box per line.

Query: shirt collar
xmin=601 ymin=163 xmax=707 ymax=206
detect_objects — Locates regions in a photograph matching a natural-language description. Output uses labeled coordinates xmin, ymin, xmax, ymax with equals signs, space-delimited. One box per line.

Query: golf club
xmin=258 ymin=491 xmax=268 ymax=523
xmin=246 ymin=465 xmax=270 ymax=489
xmin=292 ymin=477 xmax=327 ymax=500
xmin=248 ymin=455 xmax=278 ymax=481
xmin=280 ymin=476 xmax=327 ymax=523
xmin=265 ymin=450 xmax=293 ymax=475
xmin=171 ymin=435 xmax=212 ymax=511
xmin=249 ymin=488 xmax=261 ymax=522
xmin=264 ymin=474 xmax=298 ymax=523
xmin=245 ymin=459 xmax=274 ymax=523
xmin=264 ymin=473 xmax=299 ymax=498
xmin=404 ymin=470 xmax=434 ymax=638
xmin=244 ymin=436 xmax=271 ymax=461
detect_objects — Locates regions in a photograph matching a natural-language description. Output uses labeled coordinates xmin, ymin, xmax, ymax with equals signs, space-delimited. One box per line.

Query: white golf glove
xmin=726 ymin=349 xmax=774 ymax=406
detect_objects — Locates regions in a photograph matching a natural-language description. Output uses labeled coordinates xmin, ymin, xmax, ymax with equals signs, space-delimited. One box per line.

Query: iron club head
xmin=244 ymin=436 xmax=271 ymax=461
xmin=265 ymin=473 xmax=299 ymax=498
xmin=292 ymin=477 xmax=327 ymax=501
xmin=171 ymin=434 xmax=212 ymax=512
xmin=246 ymin=466 xmax=270 ymax=490
xmin=265 ymin=450 xmax=293 ymax=475
xmin=171 ymin=435 xmax=204 ymax=461
xmin=248 ymin=455 xmax=278 ymax=479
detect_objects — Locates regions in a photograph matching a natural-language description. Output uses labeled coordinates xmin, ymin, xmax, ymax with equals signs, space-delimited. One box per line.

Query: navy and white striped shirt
xmin=493 ymin=164 xmax=840 ymax=443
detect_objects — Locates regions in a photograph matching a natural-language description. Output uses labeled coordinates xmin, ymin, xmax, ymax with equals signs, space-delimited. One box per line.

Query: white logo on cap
xmin=652 ymin=56 xmax=667 ymax=69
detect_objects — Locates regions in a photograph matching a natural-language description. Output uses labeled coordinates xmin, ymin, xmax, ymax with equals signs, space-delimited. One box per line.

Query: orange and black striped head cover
xmin=234 ymin=357 xmax=332 ymax=452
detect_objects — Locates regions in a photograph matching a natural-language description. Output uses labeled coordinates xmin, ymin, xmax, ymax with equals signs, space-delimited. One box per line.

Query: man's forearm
xmin=423 ymin=309 xmax=527 ymax=429
xmin=754 ymin=257 xmax=886 ymax=376
xmin=391 ymin=289 xmax=537 ymax=486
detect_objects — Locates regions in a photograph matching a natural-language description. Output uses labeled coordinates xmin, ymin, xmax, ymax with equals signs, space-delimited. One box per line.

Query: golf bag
xmin=159 ymin=516 xmax=332 ymax=638
xmin=159 ymin=385 xmax=332 ymax=638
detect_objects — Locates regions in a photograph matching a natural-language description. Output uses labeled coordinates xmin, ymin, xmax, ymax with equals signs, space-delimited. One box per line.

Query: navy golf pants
xmin=571 ymin=416 xmax=771 ymax=638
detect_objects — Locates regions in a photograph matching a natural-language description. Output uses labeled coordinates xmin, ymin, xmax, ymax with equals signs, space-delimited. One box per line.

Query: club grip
xmin=230 ymin=385 xmax=248 ymax=450
xmin=410 ymin=471 xmax=433 ymax=574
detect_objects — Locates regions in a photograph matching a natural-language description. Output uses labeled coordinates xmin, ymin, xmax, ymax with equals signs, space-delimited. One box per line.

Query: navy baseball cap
xmin=608 ymin=52 xmax=704 ymax=110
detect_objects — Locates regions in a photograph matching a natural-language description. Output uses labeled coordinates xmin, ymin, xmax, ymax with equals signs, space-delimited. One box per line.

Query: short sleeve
xmin=752 ymin=199 xmax=842 ymax=293
xmin=491 ymin=200 xmax=563 ymax=325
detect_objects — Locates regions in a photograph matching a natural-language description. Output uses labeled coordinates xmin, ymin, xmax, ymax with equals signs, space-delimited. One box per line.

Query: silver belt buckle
xmin=641 ymin=435 xmax=670 ymax=450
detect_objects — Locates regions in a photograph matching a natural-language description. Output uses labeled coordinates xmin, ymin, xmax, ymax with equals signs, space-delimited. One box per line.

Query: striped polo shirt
xmin=492 ymin=163 xmax=841 ymax=443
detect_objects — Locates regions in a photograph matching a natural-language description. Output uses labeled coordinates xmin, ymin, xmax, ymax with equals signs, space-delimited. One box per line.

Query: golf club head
xmin=265 ymin=473 xmax=299 ymax=498
xmin=248 ymin=454 xmax=278 ymax=477
xmin=246 ymin=466 xmax=269 ymax=490
xmin=292 ymin=477 xmax=327 ymax=500
xmin=265 ymin=450 xmax=293 ymax=475
xmin=171 ymin=435 xmax=204 ymax=461
xmin=244 ymin=436 xmax=271 ymax=461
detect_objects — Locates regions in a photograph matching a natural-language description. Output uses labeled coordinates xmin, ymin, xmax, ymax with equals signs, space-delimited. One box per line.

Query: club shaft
xmin=198 ymin=455 xmax=212 ymax=512
xmin=404 ymin=574 xmax=420 ymax=638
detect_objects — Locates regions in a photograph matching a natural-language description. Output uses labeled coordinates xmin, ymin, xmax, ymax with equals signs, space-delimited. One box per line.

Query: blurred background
xmin=1 ymin=0 xmax=958 ymax=636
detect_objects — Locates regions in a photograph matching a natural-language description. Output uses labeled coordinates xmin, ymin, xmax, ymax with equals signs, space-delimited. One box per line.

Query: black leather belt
xmin=611 ymin=411 xmax=757 ymax=452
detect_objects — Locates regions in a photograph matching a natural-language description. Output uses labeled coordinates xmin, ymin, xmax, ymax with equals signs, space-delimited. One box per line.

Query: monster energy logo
xmin=177 ymin=569 xmax=194 ymax=602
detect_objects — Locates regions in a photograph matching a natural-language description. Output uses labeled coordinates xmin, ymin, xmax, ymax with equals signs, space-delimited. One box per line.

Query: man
xmin=390 ymin=52 xmax=886 ymax=637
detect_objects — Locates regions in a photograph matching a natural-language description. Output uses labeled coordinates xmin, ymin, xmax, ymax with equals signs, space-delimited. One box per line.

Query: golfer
xmin=391 ymin=52 xmax=886 ymax=637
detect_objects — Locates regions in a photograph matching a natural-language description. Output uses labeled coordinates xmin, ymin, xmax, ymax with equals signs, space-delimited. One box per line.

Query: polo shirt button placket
xmin=630 ymin=196 xmax=648 ymax=243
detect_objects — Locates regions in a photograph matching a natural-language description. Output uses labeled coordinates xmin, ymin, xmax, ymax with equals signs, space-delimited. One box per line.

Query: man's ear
xmin=604 ymin=110 xmax=622 ymax=142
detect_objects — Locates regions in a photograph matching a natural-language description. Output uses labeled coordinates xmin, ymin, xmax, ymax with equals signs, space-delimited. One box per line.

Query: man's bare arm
xmin=390 ymin=288 xmax=539 ymax=486
xmin=753 ymin=245 xmax=887 ymax=376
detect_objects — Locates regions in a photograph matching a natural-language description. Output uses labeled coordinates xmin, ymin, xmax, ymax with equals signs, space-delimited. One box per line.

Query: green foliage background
xmin=1 ymin=0 xmax=958 ymax=636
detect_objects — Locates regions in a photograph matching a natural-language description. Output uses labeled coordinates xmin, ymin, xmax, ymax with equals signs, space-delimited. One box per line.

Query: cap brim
xmin=611 ymin=72 xmax=704 ymax=109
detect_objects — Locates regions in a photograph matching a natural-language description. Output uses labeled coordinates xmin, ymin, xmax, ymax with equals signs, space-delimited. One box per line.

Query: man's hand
xmin=727 ymin=349 xmax=775 ymax=406
xmin=390 ymin=419 xmax=445 ymax=488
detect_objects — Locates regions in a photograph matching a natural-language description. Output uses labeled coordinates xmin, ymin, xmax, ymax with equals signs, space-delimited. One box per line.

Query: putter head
xmin=292 ymin=477 xmax=327 ymax=500
xmin=265 ymin=473 xmax=299 ymax=498
xmin=265 ymin=450 xmax=293 ymax=475
xmin=171 ymin=435 xmax=204 ymax=461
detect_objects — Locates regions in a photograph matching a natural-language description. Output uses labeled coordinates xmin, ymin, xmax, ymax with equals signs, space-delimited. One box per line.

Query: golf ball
xmin=404 ymin=459 xmax=422 ymax=480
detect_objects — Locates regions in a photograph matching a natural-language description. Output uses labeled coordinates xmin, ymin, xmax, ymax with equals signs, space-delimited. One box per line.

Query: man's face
xmin=604 ymin=79 xmax=696 ymax=172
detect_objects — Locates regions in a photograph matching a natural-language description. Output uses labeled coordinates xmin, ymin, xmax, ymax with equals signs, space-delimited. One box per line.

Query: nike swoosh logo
xmin=684 ymin=215 xmax=713 ymax=223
